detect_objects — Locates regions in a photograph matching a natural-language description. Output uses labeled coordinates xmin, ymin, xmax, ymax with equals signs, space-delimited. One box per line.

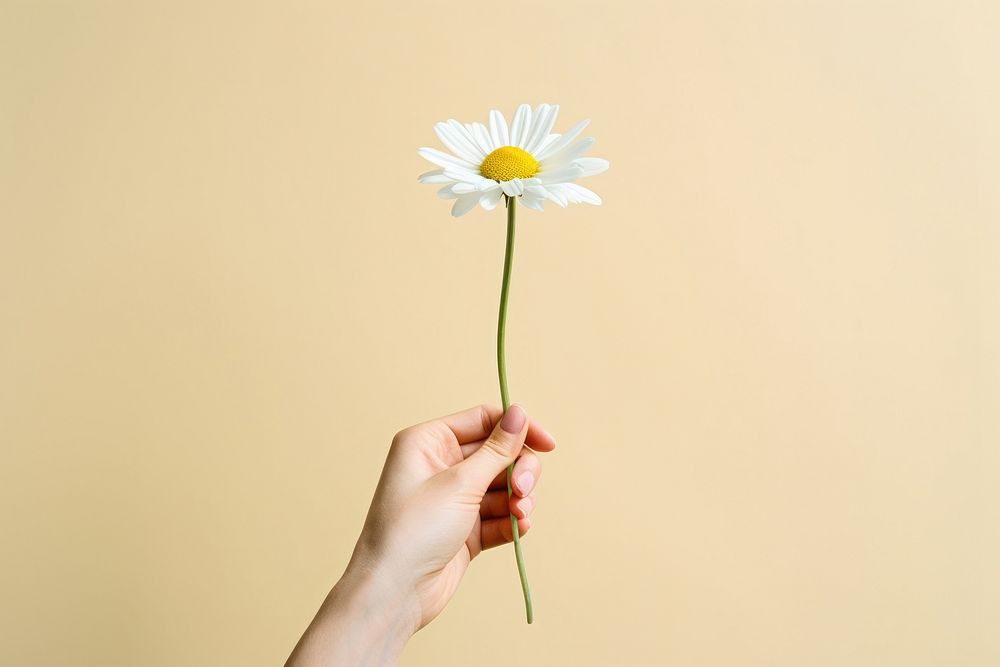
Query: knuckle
xmin=478 ymin=404 xmax=495 ymax=436
xmin=502 ymin=519 xmax=514 ymax=541
xmin=510 ymin=518 xmax=529 ymax=539
xmin=391 ymin=426 xmax=414 ymax=447
xmin=481 ymin=435 xmax=513 ymax=461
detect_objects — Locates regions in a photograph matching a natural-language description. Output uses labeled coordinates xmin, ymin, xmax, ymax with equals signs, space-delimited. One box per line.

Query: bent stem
xmin=497 ymin=194 xmax=532 ymax=624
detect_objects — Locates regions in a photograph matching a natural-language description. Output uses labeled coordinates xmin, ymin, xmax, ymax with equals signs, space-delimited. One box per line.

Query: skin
xmin=285 ymin=403 xmax=556 ymax=666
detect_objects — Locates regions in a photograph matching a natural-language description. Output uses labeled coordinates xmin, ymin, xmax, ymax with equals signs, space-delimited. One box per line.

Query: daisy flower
xmin=416 ymin=104 xmax=607 ymax=624
xmin=417 ymin=103 xmax=609 ymax=216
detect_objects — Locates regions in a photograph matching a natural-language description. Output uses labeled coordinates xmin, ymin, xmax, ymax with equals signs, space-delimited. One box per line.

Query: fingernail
xmin=517 ymin=471 xmax=535 ymax=493
xmin=499 ymin=405 xmax=526 ymax=434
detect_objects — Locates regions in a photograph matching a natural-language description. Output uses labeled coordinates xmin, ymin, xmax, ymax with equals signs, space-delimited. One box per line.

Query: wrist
xmin=341 ymin=553 xmax=422 ymax=630
xmin=286 ymin=555 xmax=420 ymax=666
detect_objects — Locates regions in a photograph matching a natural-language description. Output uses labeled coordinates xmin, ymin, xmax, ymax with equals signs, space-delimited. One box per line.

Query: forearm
xmin=285 ymin=558 xmax=420 ymax=667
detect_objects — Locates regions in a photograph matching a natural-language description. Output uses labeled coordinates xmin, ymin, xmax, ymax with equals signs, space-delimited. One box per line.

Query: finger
xmin=480 ymin=516 xmax=531 ymax=552
xmin=456 ymin=404 xmax=529 ymax=491
xmin=436 ymin=404 xmax=503 ymax=445
xmin=509 ymin=493 xmax=535 ymax=520
xmin=484 ymin=448 xmax=540 ymax=494
xmin=480 ymin=489 xmax=536 ymax=520
xmin=479 ymin=489 xmax=511 ymax=519
xmin=524 ymin=417 xmax=557 ymax=452
xmin=458 ymin=418 xmax=556 ymax=457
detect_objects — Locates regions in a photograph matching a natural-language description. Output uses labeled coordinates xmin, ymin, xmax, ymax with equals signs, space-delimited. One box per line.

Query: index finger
xmin=438 ymin=403 xmax=557 ymax=451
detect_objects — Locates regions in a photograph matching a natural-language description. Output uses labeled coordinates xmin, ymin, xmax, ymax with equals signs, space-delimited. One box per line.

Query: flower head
xmin=418 ymin=104 xmax=609 ymax=217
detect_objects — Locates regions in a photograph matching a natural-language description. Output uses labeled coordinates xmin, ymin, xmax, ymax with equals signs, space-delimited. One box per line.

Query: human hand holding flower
xmin=289 ymin=105 xmax=603 ymax=664
xmin=286 ymin=404 xmax=556 ymax=666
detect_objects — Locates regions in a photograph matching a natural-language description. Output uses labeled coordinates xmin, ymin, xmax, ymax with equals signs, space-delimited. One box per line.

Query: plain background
xmin=2 ymin=1 xmax=998 ymax=665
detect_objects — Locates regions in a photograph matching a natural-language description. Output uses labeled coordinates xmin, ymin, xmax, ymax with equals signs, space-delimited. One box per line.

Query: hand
xmin=286 ymin=403 xmax=556 ymax=666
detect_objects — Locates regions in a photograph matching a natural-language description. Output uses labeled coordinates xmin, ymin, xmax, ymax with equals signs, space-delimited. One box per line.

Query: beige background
xmin=2 ymin=1 xmax=998 ymax=665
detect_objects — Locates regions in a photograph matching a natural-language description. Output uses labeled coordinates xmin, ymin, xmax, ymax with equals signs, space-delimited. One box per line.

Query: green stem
xmin=497 ymin=194 xmax=532 ymax=624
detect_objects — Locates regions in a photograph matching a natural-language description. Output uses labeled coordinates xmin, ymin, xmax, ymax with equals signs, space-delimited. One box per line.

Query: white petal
xmin=418 ymin=147 xmax=478 ymax=171
xmin=524 ymin=104 xmax=559 ymax=154
xmin=543 ymin=184 xmax=570 ymax=207
xmin=452 ymin=182 xmax=478 ymax=194
xmin=534 ymin=119 xmax=590 ymax=160
xmin=510 ymin=104 xmax=532 ymax=148
xmin=443 ymin=168 xmax=487 ymax=184
xmin=535 ymin=133 xmax=559 ymax=154
xmin=520 ymin=193 xmax=545 ymax=211
xmin=562 ymin=182 xmax=602 ymax=205
xmin=519 ymin=103 xmax=548 ymax=152
xmin=541 ymin=137 xmax=594 ymax=168
xmin=527 ymin=183 xmax=564 ymax=206
xmin=499 ymin=180 xmax=520 ymax=196
xmin=536 ymin=164 xmax=585 ymax=184
xmin=434 ymin=123 xmax=482 ymax=163
xmin=470 ymin=122 xmax=495 ymax=154
xmin=574 ymin=157 xmax=610 ymax=177
xmin=524 ymin=183 xmax=553 ymax=201
xmin=446 ymin=120 xmax=486 ymax=160
xmin=437 ymin=184 xmax=461 ymax=199
xmin=480 ymin=186 xmax=503 ymax=210
xmin=489 ymin=110 xmax=509 ymax=147
xmin=418 ymin=169 xmax=452 ymax=184
xmin=446 ymin=118 xmax=477 ymax=142
xmin=451 ymin=193 xmax=480 ymax=217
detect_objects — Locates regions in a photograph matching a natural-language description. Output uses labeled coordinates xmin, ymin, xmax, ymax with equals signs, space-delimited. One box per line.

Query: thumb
xmin=458 ymin=404 xmax=529 ymax=491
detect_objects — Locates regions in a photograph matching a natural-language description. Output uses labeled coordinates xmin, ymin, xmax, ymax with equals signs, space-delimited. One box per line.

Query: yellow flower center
xmin=479 ymin=146 xmax=539 ymax=181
